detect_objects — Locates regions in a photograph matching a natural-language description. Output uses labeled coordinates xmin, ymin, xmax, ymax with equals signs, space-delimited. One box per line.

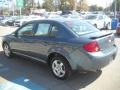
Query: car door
xmin=30 ymin=22 xmax=51 ymax=60
xmin=32 ymin=21 xmax=70 ymax=61
xmin=10 ymin=23 xmax=36 ymax=56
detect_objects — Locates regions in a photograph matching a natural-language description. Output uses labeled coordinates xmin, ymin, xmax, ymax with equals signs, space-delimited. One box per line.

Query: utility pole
xmin=75 ymin=0 xmax=77 ymax=11
xmin=75 ymin=0 xmax=79 ymax=11
xmin=2 ymin=0 xmax=5 ymax=15
xmin=1 ymin=0 xmax=4 ymax=15
xmin=20 ymin=7 xmax=21 ymax=17
xmin=12 ymin=0 xmax=15 ymax=16
xmin=115 ymin=0 xmax=117 ymax=18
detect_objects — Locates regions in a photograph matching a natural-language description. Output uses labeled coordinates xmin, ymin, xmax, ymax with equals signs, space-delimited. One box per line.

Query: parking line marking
xmin=12 ymin=77 xmax=46 ymax=90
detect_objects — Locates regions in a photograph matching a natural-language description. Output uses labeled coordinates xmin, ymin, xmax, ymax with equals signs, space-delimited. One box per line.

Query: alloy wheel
xmin=52 ymin=60 xmax=66 ymax=78
xmin=4 ymin=44 xmax=11 ymax=57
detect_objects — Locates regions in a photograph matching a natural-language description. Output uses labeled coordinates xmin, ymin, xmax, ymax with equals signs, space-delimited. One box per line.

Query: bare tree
xmin=77 ymin=0 xmax=89 ymax=11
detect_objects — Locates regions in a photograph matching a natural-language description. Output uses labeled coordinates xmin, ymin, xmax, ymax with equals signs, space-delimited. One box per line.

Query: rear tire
xmin=50 ymin=56 xmax=72 ymax=80
xmin=3 ymin=43 xmax=13 ymax=58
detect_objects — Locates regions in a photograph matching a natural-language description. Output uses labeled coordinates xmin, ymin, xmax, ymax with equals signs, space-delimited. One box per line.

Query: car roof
xmin=28 ymin=18 xmax=84 ymax=24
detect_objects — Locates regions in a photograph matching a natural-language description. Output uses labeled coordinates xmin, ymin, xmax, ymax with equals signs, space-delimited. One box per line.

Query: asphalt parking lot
xmin=0 ymin=26 xmax=120 ymax=90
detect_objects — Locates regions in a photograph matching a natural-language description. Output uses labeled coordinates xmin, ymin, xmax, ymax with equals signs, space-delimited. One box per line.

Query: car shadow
xmin=0 ymin=51 xmax=102 ymax=90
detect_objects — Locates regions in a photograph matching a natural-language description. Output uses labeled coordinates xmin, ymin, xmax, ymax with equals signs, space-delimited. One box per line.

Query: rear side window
xmin=35 ymin=23 xmax=50 ymax=37
xmin=50 ymin=25 xmax=69 ymax=38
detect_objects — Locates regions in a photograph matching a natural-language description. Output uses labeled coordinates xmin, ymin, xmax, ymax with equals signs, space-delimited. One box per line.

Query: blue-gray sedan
xmin=2 ymin=19 xmax=117 ymax=80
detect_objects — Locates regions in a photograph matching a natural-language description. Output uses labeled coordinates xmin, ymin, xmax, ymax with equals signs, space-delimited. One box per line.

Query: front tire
xmin=3 ymin=43 xmax=12 ymax=58
xmin=50 ymin=56 xmax=71 ymax=80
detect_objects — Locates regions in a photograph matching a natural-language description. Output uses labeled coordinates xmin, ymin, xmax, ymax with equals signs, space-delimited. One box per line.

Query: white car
xmin=0 ymin=17 xmax=11 ymax=26
xmin=14 ymin=16 xmax=45 ymax=27
xmin=84 ymin=14 xmax=111 ymax=29
xmin=48 ymin=14 xmax=63 ymax=19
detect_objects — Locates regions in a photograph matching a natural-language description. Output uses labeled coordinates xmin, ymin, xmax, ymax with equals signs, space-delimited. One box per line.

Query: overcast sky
xmin=35 ymin=0 xmax=114 ymax=8
xmin=87 ymin=0 xmax=113 ymax=8
xmin=0 ymin=0 xmax=114 ymax=8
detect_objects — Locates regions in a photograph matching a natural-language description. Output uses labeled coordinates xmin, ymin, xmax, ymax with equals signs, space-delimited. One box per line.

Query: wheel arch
xmin=47 ymin=52 xmax=75 ymax=70
xmin=2 ymin=41 xmax=9 ymax=48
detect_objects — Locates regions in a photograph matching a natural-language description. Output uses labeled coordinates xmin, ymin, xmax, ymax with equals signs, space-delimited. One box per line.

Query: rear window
xmin=64 ymin=20 xmax=99 ymax=35
xmin=85 ymin=15 xmax=97 ymax=20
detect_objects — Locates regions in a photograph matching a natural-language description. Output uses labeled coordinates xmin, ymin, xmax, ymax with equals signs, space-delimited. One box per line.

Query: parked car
xmin=48 ymin=14 xmax=63 ymax=19
xmin=0 ymin=16 xmax=4 ymax=21
xmin=2 ymin=19 xmax=117 ymax=80
xmin=0 ymin=16 xmax=11 ymax=26
xmin=63 ymin=14 xmax=82 ymax=19
xmin=7 ymin=16 xmax=19 ymax=26
xmin=84 ymin=14 xmax=111 ymax=29
xmin=14 ymin=16 xmax=31 ymax=27
xmin=14 ymin=16 xmax=45 ymax=27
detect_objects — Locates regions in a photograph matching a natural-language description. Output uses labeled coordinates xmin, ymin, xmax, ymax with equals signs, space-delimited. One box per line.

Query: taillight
xmin=83 ymin=41 xmax=100 ymax=52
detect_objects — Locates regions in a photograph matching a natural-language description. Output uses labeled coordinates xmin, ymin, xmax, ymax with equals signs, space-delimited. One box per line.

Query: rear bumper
xmin=77 ymin=45 xmax=117 ymax=72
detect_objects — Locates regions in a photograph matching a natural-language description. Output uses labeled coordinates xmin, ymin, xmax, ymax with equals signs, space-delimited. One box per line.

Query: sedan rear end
xmin=63 ymin=20 xmax=117 ymax=72
xmin=80 ymin=32 xmax=117 ymax=71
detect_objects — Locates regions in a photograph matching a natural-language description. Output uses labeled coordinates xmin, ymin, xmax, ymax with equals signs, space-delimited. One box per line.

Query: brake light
xmin=83 ymin=41 xmax=100 ymax=52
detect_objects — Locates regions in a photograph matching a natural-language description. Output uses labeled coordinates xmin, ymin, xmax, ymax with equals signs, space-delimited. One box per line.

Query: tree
xmin=57 ymin=0 xmax=75 ymax=11
xmin=43 ymin=0 xmax=75 ymax=11
xmin=77 ymin=0 xmax=89 ymax=11
xmin=37 ymin=0 xmax=41 ymax=9
xmin=69 ymin=0 xmax=75 ymax=10
xmin=24 ymin=0 xmax=34 ymax=8
xmin=89 ymin=5 xmax=103 ymax=11
xmin=43 ymin=0 xmax=54 ymax=11
xmin=59 ymin=0 xmax=73 ymax=11
xmin=110 ymin=0 xmax=120 ymax=11
xmin=98 ymin=7 xmax=103 ymax=11
xmin=24 ymin=0 xmax=35 ymax=14
xmin=89 ymin=5 xmax=98 ymax=11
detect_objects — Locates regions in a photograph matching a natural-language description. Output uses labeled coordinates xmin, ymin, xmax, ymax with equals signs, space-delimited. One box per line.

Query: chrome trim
xmin=13 ymin=52 xmax=47 ymax=64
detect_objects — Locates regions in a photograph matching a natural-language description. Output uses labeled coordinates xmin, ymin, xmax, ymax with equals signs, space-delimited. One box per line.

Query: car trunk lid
xmin=79 ymin=31 xmax=115 ymax=52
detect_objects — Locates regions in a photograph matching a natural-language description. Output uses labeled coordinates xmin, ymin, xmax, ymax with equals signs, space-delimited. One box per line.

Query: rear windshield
xmin=85 ymin=15 xmax=97 ymax=20
xmin=64 ymin=20 xmax=99 ymax=35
